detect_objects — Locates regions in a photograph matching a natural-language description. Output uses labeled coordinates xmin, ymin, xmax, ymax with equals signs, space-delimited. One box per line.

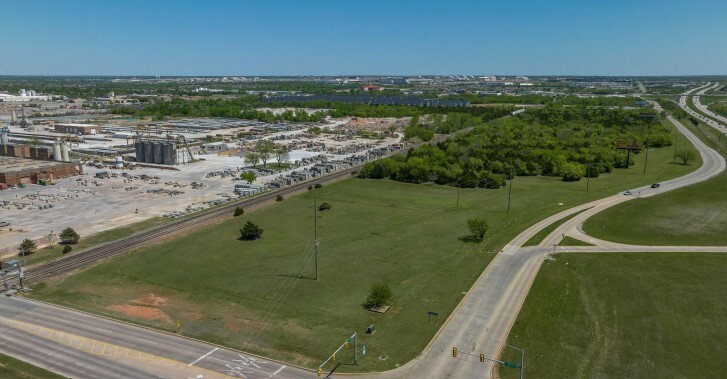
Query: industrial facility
xmin=0 ymin=127 xmax=82 ymax=185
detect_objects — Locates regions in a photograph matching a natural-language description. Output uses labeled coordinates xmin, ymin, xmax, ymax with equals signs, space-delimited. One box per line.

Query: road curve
xmin=0 ymin=97 xmax=724 ymax=378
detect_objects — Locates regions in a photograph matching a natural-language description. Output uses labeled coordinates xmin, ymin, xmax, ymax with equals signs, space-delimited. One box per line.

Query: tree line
xmin=360 ymin=104 xmax=671 ymax=185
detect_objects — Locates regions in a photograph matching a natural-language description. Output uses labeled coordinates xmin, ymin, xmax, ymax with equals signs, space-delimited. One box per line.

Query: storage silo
xmin=135 ymin=140 xmax=145 ymax=162
xmin=115 ymin=156 xmax=124 ymax=169
xmin=60 ymin=141 xmax=70 ymax=162
xmin=53 ymin=139 xmax=62 ymax=161
xmin=162 ymin=143 xmax=174 ymax=165
xmin=0 ymin=128 xmax=8 ymax=145
xmin=152 ymin=142 xmax=163 ymax=164
xmin=144 ymin=141 xmax=154 ymax=163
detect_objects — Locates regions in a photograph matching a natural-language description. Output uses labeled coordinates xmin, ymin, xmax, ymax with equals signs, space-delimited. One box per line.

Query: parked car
xmin=651 ymin=183 xmax=661 ymax=188
xmin=0 ymin=221 xmax=10 ymax=227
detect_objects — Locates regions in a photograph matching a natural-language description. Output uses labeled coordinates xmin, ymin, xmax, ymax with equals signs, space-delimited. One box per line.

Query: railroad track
xmin=5 ymin=164 xmax=361 ymax=288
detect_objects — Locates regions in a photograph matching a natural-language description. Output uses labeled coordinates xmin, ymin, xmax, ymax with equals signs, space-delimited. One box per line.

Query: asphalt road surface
xmin=1 ymin=93 xmax=724 ymax=379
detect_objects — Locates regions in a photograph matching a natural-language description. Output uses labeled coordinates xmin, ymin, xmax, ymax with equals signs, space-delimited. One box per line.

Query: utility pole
xmin=456 ymin=182 xmax=460 ymax=207
xmin=586 ymin=163 xmax=591 ymax=192
xmin=314 ymin=197 xmax=319 ymax=281
xmin=507 ymin=167 xmax=514 ymax=213
xmin=643 ymin=145 xmax=649 ymax=175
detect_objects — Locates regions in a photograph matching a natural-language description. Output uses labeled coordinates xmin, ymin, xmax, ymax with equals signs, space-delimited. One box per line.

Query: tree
xmin=240 ymin=171 xmax=257 ymax=184
xmin=244 ymin=152 xmax=260 ymax=167
xmin=276 ymin=194 xmax=284 ymax=201
xmin=467 ymin=218 xmax=489 ymax=242
xmin=46 ymin=231 xmax=57 ymax=249
xmin=233 ymin=207 xmax=244 ymax=217
xmin=60 ymin=227 xmax=80 ymax=244
xmin=256 ymin=140 xmax=276 ymax=167
xmin=675 ymin=148 xmax=695 ymax=165
xmin=275 ymin=147 xmax=290 ymax=168
xmin=364 ymin=282 xmax=392 ymax=309
xmin=18 ymin=239 xmax=37 ymax=256
xmin=318 ymin=202 xmax=331 ymax=211
xmin=239 ymin=221 xmax=263 ymax=240
xmin=62 ymin=245 xmax=73 ymax=254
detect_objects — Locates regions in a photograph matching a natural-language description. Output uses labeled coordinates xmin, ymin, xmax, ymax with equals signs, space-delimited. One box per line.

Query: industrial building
xmin=54 ymin=123 xmax=101 ymax=135
xmin=0 ymin=156 xmax=82 ymax=185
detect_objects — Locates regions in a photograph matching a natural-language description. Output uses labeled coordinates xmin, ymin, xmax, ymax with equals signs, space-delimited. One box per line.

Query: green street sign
xmin=502 ymin=362 xmax=518 ymax=368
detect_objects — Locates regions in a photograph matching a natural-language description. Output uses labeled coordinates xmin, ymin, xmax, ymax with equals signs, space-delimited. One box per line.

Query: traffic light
xmin=317 ymin=367 xmax=322 ymax=377
xmin=345 ymin=341 xmax=349 ymax=348
xmin=480 ymin=354 xmax=485 ymax=362
xmin=332 ymin=354 xmax=336 ymax=363
xmin=452 ymin=347 xmax=457 ymax=357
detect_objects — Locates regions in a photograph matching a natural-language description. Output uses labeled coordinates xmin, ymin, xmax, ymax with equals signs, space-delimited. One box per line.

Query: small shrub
xmin=233 ymin=207 xmax=244 ymax=217
xmin=308 ymin=185 xmax=313 ymax=190
xmin=318 ymin=202 xmax=331 ymax=211
xmin=62 ymin=245 xmax=72 ymax=254
xmin=276 ymin=195 xmax=284 ymax=202
xmin=240 ymin=221 xmax=263 ymax=240
xmin=364 ymin=282 xmax=392 ymax=309
xmin=314 ymin=183 xmax=322 ymax=188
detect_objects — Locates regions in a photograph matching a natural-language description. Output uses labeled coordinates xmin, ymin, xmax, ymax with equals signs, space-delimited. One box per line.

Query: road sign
xmin=502 ymin=361 xmax=518 ymax=368
xmin=362 ymin=344 xmax=366 ymax=356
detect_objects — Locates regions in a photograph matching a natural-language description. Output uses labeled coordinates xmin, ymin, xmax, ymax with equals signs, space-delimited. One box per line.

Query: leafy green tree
xmin=467 ymin=218 xmax=489 ymax=242
xmin=18 ymin=239 xmax=37 ymax=256
xmin=275 ymin=147 xmax=290 ymax=167
xmin=233 ymin=207 xmax=244 ymax=217
xmin=256 ymin=140 xmax=276 ymax=167
xmin=239 ymin=221 xmax=263 ymax=240
xmin=244 ymin=152 xmax=260 ymax=167
xmin=240 ymin=171 xmax=257 ymax=184
xmin=62 ymin=245 xmax=73 ymax=254
xmin=60 ymin=227 xmax=80 ymax=244
xmin=364 ymin=283 xmax=392 ymax=309
xmin=675 ymin=148 xmax=695 ymax=165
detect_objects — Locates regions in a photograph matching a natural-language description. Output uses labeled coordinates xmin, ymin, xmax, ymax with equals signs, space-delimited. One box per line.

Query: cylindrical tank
xmin=135 ymin=141 xmax=145 ymax=162
xmin=53 ymin=139 xmax=62 ymax=161
xmin=144 ymin=141 xmax=154 ymax=163
xmin=152 ymin=142 xmax=163 ymax=164
xmin=11 ymin=110 xmax=17 ymax=125
xmin=162 ymin=143 xmax=174 ymax=165
xmin=115 ymin=156 xmax=123 ymax=169
xmin=60 ymin=141 xmax=70 ymax=162
xmin=0 ymin=130 xmax=8 ymax=145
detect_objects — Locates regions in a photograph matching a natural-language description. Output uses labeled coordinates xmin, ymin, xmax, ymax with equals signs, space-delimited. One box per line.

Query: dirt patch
xmin=107 ymin=304 xmax=172 ymax=323
xmin=134 ymin=293 xmax=168 ymax=306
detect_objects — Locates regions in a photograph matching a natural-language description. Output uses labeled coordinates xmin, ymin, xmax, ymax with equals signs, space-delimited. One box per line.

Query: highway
xmin=679 ymin=82 xmax=727 ymax=131
xmin=0 ymin=92 xmax=725 ymax=378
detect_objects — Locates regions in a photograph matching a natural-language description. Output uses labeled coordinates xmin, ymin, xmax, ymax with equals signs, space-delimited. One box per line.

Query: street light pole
xmin=507 ymin=167 xmax=514 ymax=213
xmin=643 ymin=145 xmax=649 ymax=175
xmin=586 ymin=163 xmax=591 ymax=192
xmin=314 ymin=197 xmax=319 ymax=281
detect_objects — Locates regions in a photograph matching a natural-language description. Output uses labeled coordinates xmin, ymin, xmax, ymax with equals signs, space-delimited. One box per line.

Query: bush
xmin=239 ymin=221 xmax=263 ymax=240
xmin=467 ymin=218 xmax=489 ymax=242
xmin=18 ymin=239 xmax=37 ymax=256
xmin=59 ymin=227 xmax=80 ymax=244
xmin=308 ymin=185 xmax=313 ymax=190
xmin=314 ymin=183 xmax=322 ymax=188
xmin=62 ymin=245 xmax=72 ymax=254
xmin=364 ymin=283 xmax=392 ymax=309
xmin=318 ymin=202 xmax=331 ymax=211
xmin=233 ymin=207 xmax=244 ymax=217
xmin=276 ymin=195 xmax=284 ymax=201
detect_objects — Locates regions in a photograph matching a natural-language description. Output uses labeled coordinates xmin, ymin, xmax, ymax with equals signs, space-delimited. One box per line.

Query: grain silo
xmin=162 ymin=142 xmax=176 ymax=165
xmin=144 ymin=141 xmax=154 ymax=163
xmin=135 ymin=140 xmax=145 ymax=162
xmin=152 ymin=142 xmax=163 ymax=164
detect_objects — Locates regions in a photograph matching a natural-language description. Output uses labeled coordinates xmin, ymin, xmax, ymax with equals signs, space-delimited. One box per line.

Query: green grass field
xmin=583 ymin=117 xmax=726 ymax=246
xmin=0 ymin=353 xmax=65 ymax=379
xmin=559 ymin=236 xmax=594 ymax=246
xmin=501 ymin=253 xmax=727 ymax=379
xmin=27 ymin=142 xmax=698 ymax=372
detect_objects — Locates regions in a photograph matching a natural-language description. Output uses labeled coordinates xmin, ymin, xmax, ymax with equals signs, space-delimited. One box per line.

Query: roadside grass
xmin=501 ymin=253 xmax=727 ymax=379
xmin=27 ymin=143 xmax=697 ymax=372
xmin=584 ymin=117 xmax=726 ymax=246
xmin=523 ymin=208 xmax=590 ymax=247
xmin=17 ymin=217 xmax=170 ymax=267
xmin=0 ymin=353 xmax=66 ymax=379
xmin=559 ymin=236 xmax=593 ymax=246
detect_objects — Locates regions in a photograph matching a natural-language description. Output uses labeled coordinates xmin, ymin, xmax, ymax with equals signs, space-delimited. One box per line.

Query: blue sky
xmin=3 ymin=0 xmax=726 ymax=75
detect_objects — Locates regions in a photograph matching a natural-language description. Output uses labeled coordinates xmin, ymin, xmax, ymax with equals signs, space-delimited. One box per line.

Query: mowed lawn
xmin=0 ymin=353 xmax=66 ymax=379
xmin=28 ymin=144 xmax=697 ymax=372
xmin=501 ymin=253 xmax=727 ymax=379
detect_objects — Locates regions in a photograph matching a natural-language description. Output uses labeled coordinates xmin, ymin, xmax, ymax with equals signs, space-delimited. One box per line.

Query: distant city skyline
xmin=3 ymin=0 xmax=727 ymax=76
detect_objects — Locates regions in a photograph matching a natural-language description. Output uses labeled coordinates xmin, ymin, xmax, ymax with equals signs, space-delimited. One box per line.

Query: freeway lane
xmin=0 ymin=296 xmax=306 ymax=378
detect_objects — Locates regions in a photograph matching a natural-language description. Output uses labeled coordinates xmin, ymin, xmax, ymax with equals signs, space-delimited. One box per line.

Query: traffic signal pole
xmin=452 ymin=346 xmax=522 ymax=376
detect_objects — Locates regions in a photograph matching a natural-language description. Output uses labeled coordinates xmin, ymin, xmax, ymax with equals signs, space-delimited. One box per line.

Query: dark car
xmin=651 ymin=183 xmax=661 ymax=188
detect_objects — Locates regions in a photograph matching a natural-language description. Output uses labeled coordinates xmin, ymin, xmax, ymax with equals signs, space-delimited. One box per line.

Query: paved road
xmin=680 ymin=82 xmax=727 ymax=131
xmin=1 ymin=93 xmax=724 ymax=379
xmin=0 ymin=296 xmax=306 ymax=379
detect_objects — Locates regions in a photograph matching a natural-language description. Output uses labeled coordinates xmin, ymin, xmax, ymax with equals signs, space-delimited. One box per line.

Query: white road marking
xmin=272 ymin=365 xmax=286 ymax=376
xmin=75 ymin=362 xmax=89 ymax=368
xmin=138 ymin=338 xmax=158 ymax=344
xmin=188 ymin=347 xmax=219 ymax=366
xmin=95 ymin=327 xmax=112 ymax=333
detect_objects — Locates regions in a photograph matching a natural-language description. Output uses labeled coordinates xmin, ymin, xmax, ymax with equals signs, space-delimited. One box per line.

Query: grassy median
xmin=501 ymin=253 xmax=727 ymax=379
xmin=0 ymin=353 xmax=65 ymax=379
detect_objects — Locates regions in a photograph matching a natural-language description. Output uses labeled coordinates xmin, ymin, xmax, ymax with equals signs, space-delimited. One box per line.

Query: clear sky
xmin=3 ymin=0 xmax=726 ymax=76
